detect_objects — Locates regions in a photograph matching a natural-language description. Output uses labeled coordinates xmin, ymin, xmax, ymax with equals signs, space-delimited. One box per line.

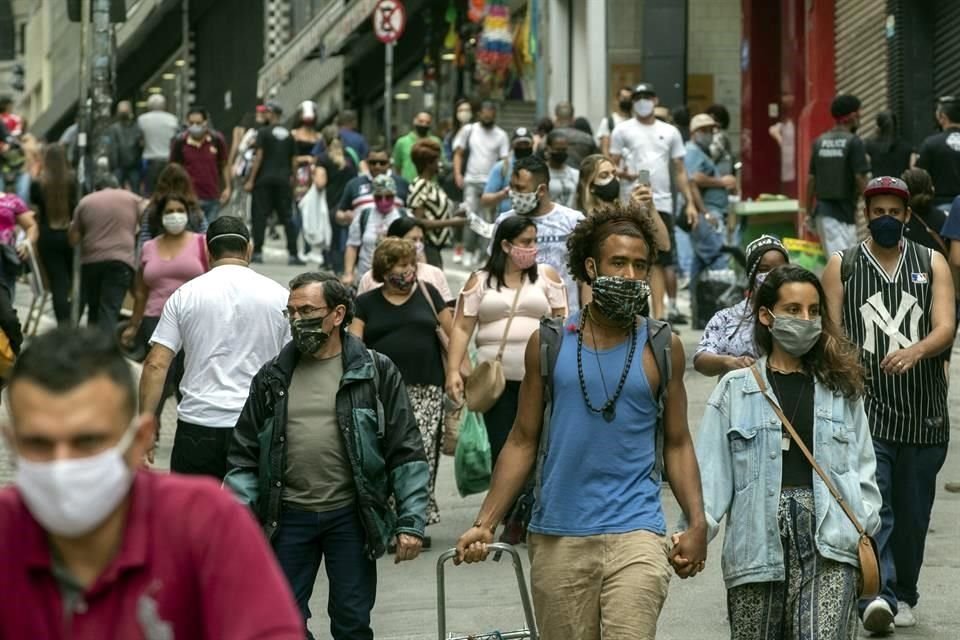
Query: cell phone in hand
xmin=638 ymin=169 xmax=651 ymax=186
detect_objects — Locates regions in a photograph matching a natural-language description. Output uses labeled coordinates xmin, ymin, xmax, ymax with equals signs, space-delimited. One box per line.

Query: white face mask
xmin=162 ymin=212 xmax=189 ymax=235
xmin=510 ymin=188 xmax=540 ymax=215
xmin=14 ymin=421 xmax=139 ymax=538
xmin=456 ymin=109 xmax=472 ymax=124
xmin=634 ymin=99 xmax=656 ymax=118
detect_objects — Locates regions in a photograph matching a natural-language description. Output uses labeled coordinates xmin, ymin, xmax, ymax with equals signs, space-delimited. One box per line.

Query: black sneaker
xmin=288 ymin=256 xmax=306 ymax=266
xmin=251 ymin=253 xmax=263 ymax=264
xmin=668 ymin=311 xmax=689 ymax=325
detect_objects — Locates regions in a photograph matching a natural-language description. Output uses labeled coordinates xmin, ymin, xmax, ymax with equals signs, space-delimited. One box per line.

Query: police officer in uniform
xmin=917 ymin=96 xmax=960 ymax=214
xmin=806 ymin=94 xmax=870 ymax=256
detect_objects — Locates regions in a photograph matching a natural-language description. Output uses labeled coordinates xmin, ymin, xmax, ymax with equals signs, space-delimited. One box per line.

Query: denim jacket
xmin=691 ymin=359 xmax=882 ymax=590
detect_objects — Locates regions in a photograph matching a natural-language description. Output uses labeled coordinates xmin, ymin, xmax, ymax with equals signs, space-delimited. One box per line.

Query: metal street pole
xmin=385 ymin=42 xmax=393 ymax=149
xmin=71 ymin=0 xmax=92 ymax=327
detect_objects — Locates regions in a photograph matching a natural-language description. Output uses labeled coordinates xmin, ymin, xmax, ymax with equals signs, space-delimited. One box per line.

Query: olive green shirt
xmin=392 ymin=131 xmax=443 ymax=182
xmin=282 ymin=354 xmax=355 ymax=511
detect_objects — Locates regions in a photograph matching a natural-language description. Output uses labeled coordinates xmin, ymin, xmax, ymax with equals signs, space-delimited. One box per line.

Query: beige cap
xmin=689 ymin=113 xmax=718 ymax=132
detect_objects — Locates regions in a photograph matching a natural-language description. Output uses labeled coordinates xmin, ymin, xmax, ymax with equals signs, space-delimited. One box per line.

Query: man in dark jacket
xmin=225 ymin=271 xmax=428 ymax=640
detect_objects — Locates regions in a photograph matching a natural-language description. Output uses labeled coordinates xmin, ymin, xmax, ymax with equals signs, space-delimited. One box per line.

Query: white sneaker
xmin=894 ymin=602 xmax=916 ymax=627
xmin=863 ymin=597 xmax=895 ymax=635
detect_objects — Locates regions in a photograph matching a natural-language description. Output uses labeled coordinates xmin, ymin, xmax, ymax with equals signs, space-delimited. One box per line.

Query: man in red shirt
xmin=170 ymin=105 xmax=230 ymax=223
xmin=0 ymin=327 xmax=303 ymax=640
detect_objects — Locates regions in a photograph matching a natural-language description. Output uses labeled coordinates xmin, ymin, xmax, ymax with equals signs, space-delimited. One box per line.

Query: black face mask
xmin=291 ymin=314 xmax=332 ymax=356
xmin=514 ymin=146 xmax=533 ymax=159
xmin=414 ymin=125 xmax=430 ymax=137
xmin=591 ymin=178 xmax=621 ymax=203
xmin=480 ymin=119 xmax=495 ymax=129
xmin=618 ymin=99 xmax=633 ymax=113
xmin=549 ymin=150 xmax=568 ymax=165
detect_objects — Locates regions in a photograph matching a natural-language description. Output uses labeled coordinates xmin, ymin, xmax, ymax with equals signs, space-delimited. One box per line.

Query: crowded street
xmin=0 ymin=243 xmax=957 ymax=639
xmin=3 ymin=1 xmax=960 ymax=639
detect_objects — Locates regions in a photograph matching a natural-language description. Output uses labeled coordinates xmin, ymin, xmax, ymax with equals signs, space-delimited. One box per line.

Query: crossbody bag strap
xmin=495 ymin=282 xmax=524 ymax=361
xmin=912 ymin=215 xmax=949 ymax=255
xmin=749 ymin=365 xmax=867 ymax=536
xmin=418 ymin=279 xmax=440 ymax=320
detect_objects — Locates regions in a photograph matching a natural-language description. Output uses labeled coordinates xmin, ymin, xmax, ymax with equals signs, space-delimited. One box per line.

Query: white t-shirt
xmin=491 ymin=204 xmax=585 ymax=313
xmin=548 ymin=165 xmax=580 ymax=209
xmin=137 ymin=110 xmax=179 ymax=160
xmin=609 ymin=118 xmax=685 ymax=212
xmin=346 ymin=207 xmax=404 ymax=276
xmin=151 ymin=265 xmax=291 ymax=427
xmin=453 ymin=123 xmax=510 ymax=183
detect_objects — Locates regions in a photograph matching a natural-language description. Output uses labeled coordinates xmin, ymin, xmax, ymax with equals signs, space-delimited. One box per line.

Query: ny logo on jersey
xmin=859 ymin=291 xmax=922 ymax=355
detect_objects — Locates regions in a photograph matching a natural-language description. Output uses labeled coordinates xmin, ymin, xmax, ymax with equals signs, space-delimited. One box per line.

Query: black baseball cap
xmin=512 ymin=127 xmax=533 ymax=144
xmin=632 ymin=83 xmax=657 ymax=98
xmin=265 ymin=101 xmax=283 ymax=115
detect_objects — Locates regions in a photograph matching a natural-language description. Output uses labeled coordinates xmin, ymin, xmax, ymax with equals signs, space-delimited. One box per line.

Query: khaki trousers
xmin=528 ymin=529 xmax=672 ymax=640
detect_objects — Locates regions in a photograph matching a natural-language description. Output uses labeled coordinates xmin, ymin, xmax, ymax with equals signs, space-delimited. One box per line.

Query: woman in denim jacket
xmin=675 ymin=264 xmax=882 ymax=639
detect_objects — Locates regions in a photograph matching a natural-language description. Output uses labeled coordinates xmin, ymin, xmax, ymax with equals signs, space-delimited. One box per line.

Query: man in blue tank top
xmin=455 ymin=203 xmax=707 ymax=639
xmin=823 ymin=176 xmax=955 ymax=634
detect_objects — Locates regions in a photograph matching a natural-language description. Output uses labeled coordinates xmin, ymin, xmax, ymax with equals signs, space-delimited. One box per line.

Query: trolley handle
xmin=437 ymin=543 xmax=538 ymax=640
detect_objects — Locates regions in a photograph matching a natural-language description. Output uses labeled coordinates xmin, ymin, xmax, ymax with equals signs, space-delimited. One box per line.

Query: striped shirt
xmin=408 ymin=177 xmax=454 ymax=248
xmin=840 ymin=240 xmax=949 ymax=444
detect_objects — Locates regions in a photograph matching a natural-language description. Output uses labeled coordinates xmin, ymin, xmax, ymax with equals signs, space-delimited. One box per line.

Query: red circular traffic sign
xmin=373 ymin=0 xmax=406 ymax=44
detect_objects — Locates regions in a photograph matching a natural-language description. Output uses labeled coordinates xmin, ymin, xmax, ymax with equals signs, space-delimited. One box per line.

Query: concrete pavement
xmin=0 ymin=246 xmax=957 ymax=639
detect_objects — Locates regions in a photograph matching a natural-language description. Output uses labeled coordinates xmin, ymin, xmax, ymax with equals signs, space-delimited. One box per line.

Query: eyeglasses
xmin=368 ymin=159 xmax=389 ymax=166
xmin=282 ymin=305 xmax=329 ymax=319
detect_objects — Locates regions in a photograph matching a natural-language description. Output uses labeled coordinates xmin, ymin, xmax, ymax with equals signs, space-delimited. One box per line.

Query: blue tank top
xmin=529 ymin=315 xmax=666 ymax=537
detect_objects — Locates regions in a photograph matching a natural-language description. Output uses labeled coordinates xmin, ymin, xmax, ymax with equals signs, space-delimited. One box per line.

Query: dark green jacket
xmin=224 ymin=334 xmax=429 ymax=558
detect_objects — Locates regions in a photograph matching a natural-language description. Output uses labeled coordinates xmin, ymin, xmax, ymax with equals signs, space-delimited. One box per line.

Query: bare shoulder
xmin=539 ymin=264 xmax=563 ymax=284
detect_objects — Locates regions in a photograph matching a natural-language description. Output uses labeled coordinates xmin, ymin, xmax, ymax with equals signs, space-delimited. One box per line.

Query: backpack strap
xmin=839 ymin=243 xmax=861 ymax=284
xmin=534 ymin=316 xmax=564 ymax=500
xmin=359 ymin=208 xmax=372 ymax=238
xmin=646 ymin=318 xmax=672 ymax=483
xmin=344 ymin=145 xmax=360 ymax=169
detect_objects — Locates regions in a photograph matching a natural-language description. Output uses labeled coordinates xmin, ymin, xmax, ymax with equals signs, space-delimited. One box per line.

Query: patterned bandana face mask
xmin=291 ymin=315 xmax=331 ymax=355
xmin=590 ymin=276 xmax=651 ymax=325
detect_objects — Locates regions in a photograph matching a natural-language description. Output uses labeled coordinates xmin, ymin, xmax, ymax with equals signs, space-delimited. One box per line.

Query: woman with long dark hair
xmin=446 ymin=216 xmax=567 ymax=488
xmin=865 ymin=112 xmax=915 ymax=180
xmin=30 ymin=143 xmax=78 ymax=325
xmin=677 ymin=264 xmax=881 ymax=639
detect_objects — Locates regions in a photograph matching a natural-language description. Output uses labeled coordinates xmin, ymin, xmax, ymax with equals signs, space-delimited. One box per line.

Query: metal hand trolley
xmin=437 ymin=543 xmax=539 ymax=640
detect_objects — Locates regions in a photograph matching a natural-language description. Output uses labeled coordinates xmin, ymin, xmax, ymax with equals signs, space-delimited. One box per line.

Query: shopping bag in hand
xmin=454 ymin=411 xmax=491 ymax=497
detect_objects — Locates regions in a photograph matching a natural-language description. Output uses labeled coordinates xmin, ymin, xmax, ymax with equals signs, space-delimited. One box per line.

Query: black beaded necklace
xmin=576 ymin=308 xmax=637 ymax=423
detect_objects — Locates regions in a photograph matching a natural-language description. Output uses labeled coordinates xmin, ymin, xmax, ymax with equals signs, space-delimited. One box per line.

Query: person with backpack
xmin=455 ymin=202 xmax=707 ymax=639
xmin=691 ymin=263 xmax=881 ymax=639
xmin=342 ymin=175 xmax=406 ymax=286
xmin=822 ymin=176 xmax=955 ymax=633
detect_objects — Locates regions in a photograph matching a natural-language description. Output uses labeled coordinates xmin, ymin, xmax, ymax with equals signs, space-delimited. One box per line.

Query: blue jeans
xmin=859 ymin=439 xmax=947 ymax=615
xmin=114 ymin=166 xmax=142 ymax=195
xmin=273 ymin=504 xmax=376 ymax=640
xmin=199 ymin=199 xmax=220 ymax=224
xmin=690 ymin=211 xmax=728 ymax=281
